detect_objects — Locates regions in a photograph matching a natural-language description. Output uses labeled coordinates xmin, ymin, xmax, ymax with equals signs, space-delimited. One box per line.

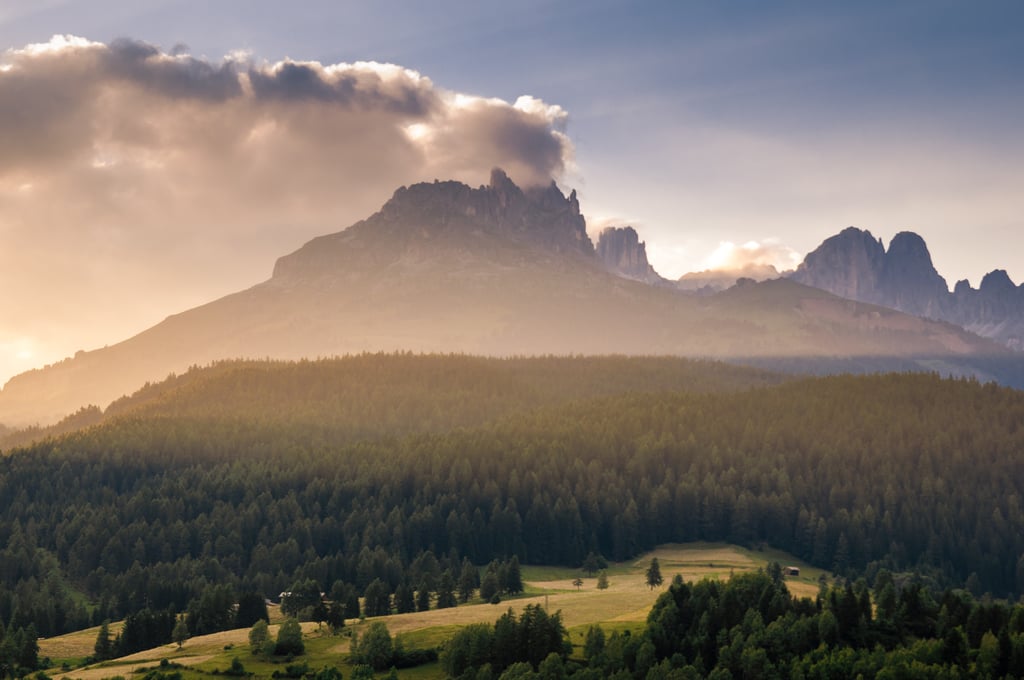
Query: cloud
xmin=705 ymin=239 xmax=802 ymax=272
xmin=0 ymin=35 xmax=574 ymax=385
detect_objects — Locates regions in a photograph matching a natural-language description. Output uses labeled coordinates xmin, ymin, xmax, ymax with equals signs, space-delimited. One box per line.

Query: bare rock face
xmin=790 ymin=227 xmax=887 ymax=303
xmin=274 ymin=168 xmax=594 ymax=282
xmin=791 ymin=227 xmax=1024 ymax=351
xmin=596 ymin=226 xmax=667 ymax=284
xmin=880 ymin=231 xmax=949 ymax=318
xmin=950 ymin=270 xmax=1024 ymax=351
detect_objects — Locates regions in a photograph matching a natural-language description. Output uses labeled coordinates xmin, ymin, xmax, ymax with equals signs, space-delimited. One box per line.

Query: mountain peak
xmin=886 ymin=231 xmax=934 ymax=267
xmin=979 ymin=269 xmax=1016 ymax=293
xmin=790 ymin=226 xmax=886 ymax=302
xmin=273 ymin=169 xmax=593 ymax=281
xmin=791 ymin=227 xmax=1024 ymax=350
xmin=881 ymin=231 xmax=948 ymax=317
xmin=596 ymin=226 xmax=666 ymax=285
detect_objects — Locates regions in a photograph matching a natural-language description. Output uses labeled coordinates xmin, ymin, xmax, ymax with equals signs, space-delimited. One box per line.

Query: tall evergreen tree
xmin=94 ymin=620 xmax=114 ymax=661
xmin=394 ymin=582 xmax=415 ymax=614
xmin=436 ymin=572 xmax=457 ymax=609
xmin=506 ymin=556 xmax=524 ymax=594
xmin=645 ymin=558 xmax=663 ymax=590
xmin=458 ymin=559 xmax=478 ymax=603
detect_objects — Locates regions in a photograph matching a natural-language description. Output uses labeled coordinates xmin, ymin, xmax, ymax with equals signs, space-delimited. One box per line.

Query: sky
xmin=1 ymin=0 xmax=1023 ymax=385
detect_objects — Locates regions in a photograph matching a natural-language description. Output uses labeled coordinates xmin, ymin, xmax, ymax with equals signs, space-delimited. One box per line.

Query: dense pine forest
xmin=1 ymin=354 xmax=1023 ymax=669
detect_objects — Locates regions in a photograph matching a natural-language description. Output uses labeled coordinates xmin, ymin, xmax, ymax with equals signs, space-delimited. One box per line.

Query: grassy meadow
xmin=41 ymin=543 xmax=825 ymax=680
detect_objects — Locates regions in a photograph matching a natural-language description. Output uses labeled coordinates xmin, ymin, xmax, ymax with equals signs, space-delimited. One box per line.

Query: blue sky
xmin=0 ymin=1 xmax=1022 ymax=382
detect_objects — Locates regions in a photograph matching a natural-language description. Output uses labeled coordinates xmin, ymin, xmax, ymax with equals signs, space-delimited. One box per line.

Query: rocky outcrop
xmin=950 ymin=270 xmax=1024 ymax=351
xmin=791 ymin=227 xmax=1024 ymax=350
xmin=274 ymin=168 xmax=593 ymax=281
xmin=596 ymin=226 xmax=667 ymax=285
xmin=880 ymin=232 xmax=949 ymax=319
xmin=790 ymin=227 xmax=887 ymax=303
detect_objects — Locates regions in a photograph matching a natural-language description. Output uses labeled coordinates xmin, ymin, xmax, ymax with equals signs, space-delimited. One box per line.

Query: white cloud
xmin=705 ymin=239 xmax=802 ymax=272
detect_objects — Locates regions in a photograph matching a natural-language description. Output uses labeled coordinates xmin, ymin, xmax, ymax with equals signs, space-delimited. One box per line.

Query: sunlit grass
xmin=45 ymin=542 xmax=827 ymax=679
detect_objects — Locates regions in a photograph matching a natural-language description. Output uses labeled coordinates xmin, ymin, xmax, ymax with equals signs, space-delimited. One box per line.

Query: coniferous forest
xmin=1 ymin=354 xmax=1024 ymax=677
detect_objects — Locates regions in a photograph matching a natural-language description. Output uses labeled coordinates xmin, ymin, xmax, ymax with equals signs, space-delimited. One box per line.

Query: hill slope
xmin=3 ymin=358 xmax=1024 ymax=642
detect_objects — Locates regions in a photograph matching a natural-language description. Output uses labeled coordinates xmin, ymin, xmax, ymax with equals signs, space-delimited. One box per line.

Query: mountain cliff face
xmin=274 ymin=168 xmax=593 ymax=283
xmin=791 ymin=227 xmax=1024 ymax=350
xmin=0 ymin=176 xmax=1015 ymax=427
xmin=595 ymin=226 xmax=667 ymax=285
xmin=790 ymin=227 xmax=888 ymax=303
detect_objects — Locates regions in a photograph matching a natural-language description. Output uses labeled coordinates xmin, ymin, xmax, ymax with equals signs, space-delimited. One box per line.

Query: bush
xmin=224 ymin=657 xmax=248 ymax=677
xmin=271 ymin=662 xmax=309 ymax=678
xmin=350 ymin=622 xmax=393 ymax=671
xmin=274 ymin=618 xmax=305 ymax=656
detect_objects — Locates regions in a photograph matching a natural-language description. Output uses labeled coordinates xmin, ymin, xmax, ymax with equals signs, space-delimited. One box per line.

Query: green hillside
xmin=2 ymin=355 xmax=1023 ymax=675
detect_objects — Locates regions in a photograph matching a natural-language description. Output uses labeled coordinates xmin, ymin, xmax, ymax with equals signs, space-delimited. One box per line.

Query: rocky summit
xmin=791 ymin=227 xmax=1024 ymax=350
xmin=273 ymin=168 xmax=593 ymax=282
xmin=595 ymin=226 xmax=667 ymax=285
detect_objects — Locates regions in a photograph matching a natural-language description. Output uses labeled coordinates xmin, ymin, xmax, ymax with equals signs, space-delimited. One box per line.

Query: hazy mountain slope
xmin=0 ymin=174 xmax=1014 ymax=426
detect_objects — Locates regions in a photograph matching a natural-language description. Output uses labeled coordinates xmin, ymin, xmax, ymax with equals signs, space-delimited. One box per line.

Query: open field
xmin=44 ymin=542 xmax=826 ymax=680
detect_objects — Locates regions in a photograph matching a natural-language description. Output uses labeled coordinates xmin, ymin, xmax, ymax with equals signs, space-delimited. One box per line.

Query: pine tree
xmin=415 ymin=582 xmax=431 ymax=612
xmin=582 ymin=552 xmax=605 ymax=576
xmin=645 ymin=558 xmax=663 ymax=590
xmin=394 ymin=582 xmax=415 ymax=614
xmin=506 ymin=556 xmax=524 ymax=594
xmin=596 ymin=571 xmax=609 ymax=590
xmin=94 ymin=620 xmax=114 ymax=661
xmin=458 ymin=559 xmax=478 ymax=603
xmin=480 ymin=571 xmax=499 ymax=601
xmin=436 ymin=572 xmax=457 ymax=609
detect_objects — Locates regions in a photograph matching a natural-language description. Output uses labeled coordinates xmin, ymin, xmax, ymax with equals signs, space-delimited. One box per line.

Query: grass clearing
xmin=47 ymin=542 xmax=827 ymax=679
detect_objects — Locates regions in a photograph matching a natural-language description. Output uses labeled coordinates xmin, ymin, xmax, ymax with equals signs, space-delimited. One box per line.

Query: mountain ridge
xmin=790 ymin=226 xmax=1024 ymax=350
xmin=0 ymin=173 xmax=1015 ymax=427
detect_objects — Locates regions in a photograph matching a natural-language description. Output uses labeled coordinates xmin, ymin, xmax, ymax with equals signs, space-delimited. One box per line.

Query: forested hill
xmin=1 ymin=357 xmax=1023 ymax=643
xmin=0 ymin=354 xmax=783 ymax=451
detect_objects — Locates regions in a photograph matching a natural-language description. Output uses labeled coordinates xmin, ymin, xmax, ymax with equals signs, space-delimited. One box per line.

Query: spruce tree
xmin=458 ymin=559 xmax=478 ymax=602
xmin=94 ymin=620 xmax=114 ymax=661
xmin=645 ymin=558 xmax=663 ymax=590
xmin=506 ymin=556 xmax=524 ymax=594
xmin=436 ymin=572 xmax=457 ymax=609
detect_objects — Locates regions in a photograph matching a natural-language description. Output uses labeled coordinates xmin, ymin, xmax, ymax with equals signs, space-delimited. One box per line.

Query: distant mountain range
xmin=594 ymin=221 xmax=1024 ymax=351
xmin=790 ymin=227 xmax=1024 ymax=351
xmin=0 ymin=170 xmax=1018 ymax=427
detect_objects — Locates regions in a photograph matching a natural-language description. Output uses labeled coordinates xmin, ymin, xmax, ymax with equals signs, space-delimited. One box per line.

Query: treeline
xmin=1 ymin=357 xmax=1023 ymax=640
xmin=445 ymin=566 xmax=1024 ymax=679
xmin=631 ymin=566 xmax=1024 ymax=679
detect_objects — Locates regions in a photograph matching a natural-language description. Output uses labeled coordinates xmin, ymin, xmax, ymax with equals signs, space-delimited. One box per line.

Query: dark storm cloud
xmin=247 ymin=60 xmax=438 ymax=116
xmin=103 ymin=37 xmax=242 ymax=100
